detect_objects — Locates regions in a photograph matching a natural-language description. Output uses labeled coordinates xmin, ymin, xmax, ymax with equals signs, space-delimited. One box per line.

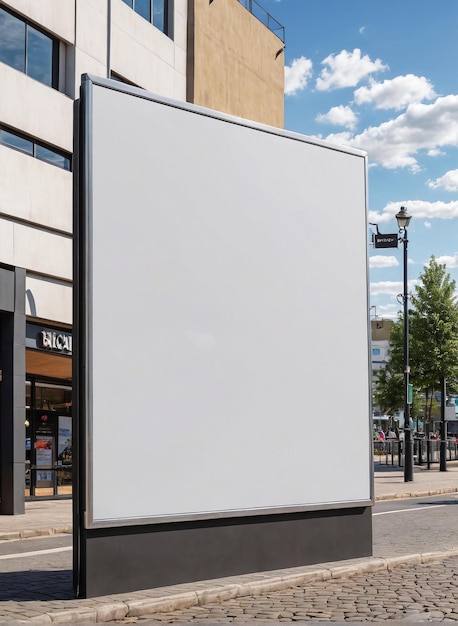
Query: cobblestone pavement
xmin=120 ymin=556 xmax=458 ymax=623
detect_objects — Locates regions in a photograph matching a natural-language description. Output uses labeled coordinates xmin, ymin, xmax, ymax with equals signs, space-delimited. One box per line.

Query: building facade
xmin=188 ymin=0 xmax=284 ymax=127
xmin=371 ymin=318 xmax=391 ymax=374
xmin=0 ymin=0 xmax=284 ymax=514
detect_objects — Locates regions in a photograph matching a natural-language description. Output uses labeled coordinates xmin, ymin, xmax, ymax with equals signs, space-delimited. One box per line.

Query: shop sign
xmin=26 ymin=324 xmax=73 ymax=355
xmin=38 ymin=330 xmax=73 ymax=354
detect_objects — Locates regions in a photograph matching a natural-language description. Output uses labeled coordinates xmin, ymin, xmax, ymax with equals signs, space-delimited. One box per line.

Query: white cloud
xmin=371 ymin=280 xmax=418 ymax=296
xmin=435 ymin=253 xmax=458 ymax=269
xmin=316 ymin=105 xmax=358 ymax=129
xmin=325 ymin=95 xmax=458 ymax=171
xmin=315 ymin=48 xmax=387 ymax=92
xmin=359 ymin=26 xmax=366 ymax=34
xmin=428 ymin=169 xmax=458 ymax=192
xmin=284 ymin=56 xmax=313 ymax=96
xmin=369 ymin=199 xmax=458 ymax=224
xmin=369 ymin=255 xmax=399 ymax=268
xmin=378 ymin=303 xmax=398 ymax=314
xmin=370 ymin=281 xmax=402 ymax=296
xmin=354 ymin=75 xmax=436 ymax=110
xmin=424 ymin=221 xmax=432 ymax=229
xmin=427 ymin=148 xmax=445 ymax=157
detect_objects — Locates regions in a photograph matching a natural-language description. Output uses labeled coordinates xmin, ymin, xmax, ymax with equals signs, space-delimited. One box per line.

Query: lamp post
xmin=440 ymin=377 xmax=447 ymax=472
xmin=396 ymin=206 xmax=413 ymax=482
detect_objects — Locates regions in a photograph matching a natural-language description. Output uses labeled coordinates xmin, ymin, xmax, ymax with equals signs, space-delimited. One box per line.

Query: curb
xmin=21 ymin=548 xmax=458 ymax=623
xmin=0 ymin=527 xmax=71 ymax=542
xmin=375 ymin=486 xmax=458 ymax=501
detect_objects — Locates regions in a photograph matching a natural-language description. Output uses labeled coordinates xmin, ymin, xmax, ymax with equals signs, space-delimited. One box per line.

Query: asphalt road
xmin=373 ymin=492 xmax=458 ymax=558
xmin=0 ymin=533 xmax=71 ymax=586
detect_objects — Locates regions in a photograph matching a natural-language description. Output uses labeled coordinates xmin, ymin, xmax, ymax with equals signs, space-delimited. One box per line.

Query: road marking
xmin=0 ymin=546 xmax=71 ymax=560
xmin=374 ymin=504 xmax=446 ymax=516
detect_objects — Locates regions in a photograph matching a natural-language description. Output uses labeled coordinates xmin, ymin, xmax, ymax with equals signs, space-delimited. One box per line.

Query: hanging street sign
xmin=373 ymin=233 xmax=399 ymax=249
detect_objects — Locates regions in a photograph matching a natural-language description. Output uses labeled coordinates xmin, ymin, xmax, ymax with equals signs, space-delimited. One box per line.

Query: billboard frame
xmin=73 ymin=74 xmax=373 ymax=597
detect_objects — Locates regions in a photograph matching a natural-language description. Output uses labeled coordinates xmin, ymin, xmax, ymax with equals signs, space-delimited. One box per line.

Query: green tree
xmin=409 ymin=256 xmax=458 ymax=427
xmin=373 ymin=256 xmax=458 ymax=430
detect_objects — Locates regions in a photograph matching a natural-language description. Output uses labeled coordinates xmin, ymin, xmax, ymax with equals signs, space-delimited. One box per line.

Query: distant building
xmin=371 ymin=318 xmax=393 ymax=420
xmin=371 ymin=318 xmax=392 ymax=373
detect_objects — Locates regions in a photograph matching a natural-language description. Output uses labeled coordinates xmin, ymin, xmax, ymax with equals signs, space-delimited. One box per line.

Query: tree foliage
xmin=373 ymin=352 xmax=403 ymax=416
xmin=409 ymin=256 xmax=458 ymax=390
xmin=374 ymin=256 xmax=458 ymax=426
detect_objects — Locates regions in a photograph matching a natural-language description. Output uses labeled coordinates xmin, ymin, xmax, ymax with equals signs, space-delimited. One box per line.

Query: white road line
xmin=0 ymin=546 xmax=71 ymax=560
xmin=374 ymin=504 xmax=446 ymax=516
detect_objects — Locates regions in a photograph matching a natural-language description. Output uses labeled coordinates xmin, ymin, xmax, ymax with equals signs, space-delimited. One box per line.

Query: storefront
xmin=25 ymin=323 xmax=72 ymax=499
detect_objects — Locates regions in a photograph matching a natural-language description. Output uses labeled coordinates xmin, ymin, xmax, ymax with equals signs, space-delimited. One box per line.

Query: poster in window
xmin=58 ymin=415 xmax=72 ymax=465
xmin=36 ymin=435 xmax=53 ymax=467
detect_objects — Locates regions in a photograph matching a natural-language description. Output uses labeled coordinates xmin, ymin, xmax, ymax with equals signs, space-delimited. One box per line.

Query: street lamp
xmin=395 ymin=206 xmax=413 ymax=482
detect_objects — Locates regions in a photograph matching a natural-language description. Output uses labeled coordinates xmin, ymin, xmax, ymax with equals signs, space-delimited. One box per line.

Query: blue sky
xmin=262 ymin=0 xmax=458 ymax=321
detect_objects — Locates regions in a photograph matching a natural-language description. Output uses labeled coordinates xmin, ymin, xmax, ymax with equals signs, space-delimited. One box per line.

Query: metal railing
xmin=238 ymin=0 xmax=285 ymax=43
xmin=375 ymin=438 xmax=458 ymax=468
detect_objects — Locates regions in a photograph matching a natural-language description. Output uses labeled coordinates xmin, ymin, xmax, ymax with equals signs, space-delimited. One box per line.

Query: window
xmin=372 ymin=348 xmax=381 ymax=356
xmin=152 ymin=0 xmax=166 ymax=31
xmin=0 ymin=129 xmax=33 ymax=155
xmin=0 ymin=126 xmax=71 ymax=171
xmin=122 ymin=0 xmax=171 ymax=37
xmin=0 ymin=5 xmax=59 ymax=88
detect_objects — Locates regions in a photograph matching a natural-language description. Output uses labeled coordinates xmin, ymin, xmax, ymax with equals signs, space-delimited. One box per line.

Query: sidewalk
xmin=373 ymin=458 xmax=458 ymax=500
xmin=0 ymin=464 xmax=457 ymax=623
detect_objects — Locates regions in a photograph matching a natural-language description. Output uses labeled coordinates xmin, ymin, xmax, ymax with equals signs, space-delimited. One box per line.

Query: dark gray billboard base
xmin=77 ymin=506 xmax=372 ymax=598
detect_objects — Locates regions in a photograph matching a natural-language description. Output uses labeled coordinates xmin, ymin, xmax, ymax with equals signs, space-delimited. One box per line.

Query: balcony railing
xmin=238 ymin=0 xmax=285 ymax=43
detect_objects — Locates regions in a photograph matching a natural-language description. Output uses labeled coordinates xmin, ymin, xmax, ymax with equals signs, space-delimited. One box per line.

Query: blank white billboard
xmin=79 ymin=75 xmax=371 ymax=527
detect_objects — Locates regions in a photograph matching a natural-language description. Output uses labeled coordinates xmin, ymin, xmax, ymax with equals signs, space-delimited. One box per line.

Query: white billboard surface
xmin=82 ymin=77 xmax=371 ymax=526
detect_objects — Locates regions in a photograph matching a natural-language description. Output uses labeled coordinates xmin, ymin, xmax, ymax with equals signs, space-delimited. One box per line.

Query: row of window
xmin=0 ymin=0 xmax=172 ymax=171
xmin=0 ymin=0 xmax=171 ymax=93
xmin=0 ymin=126 xmax=71 ymax=171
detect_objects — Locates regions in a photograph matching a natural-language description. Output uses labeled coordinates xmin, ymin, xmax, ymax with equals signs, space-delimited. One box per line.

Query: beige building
xmin=0 ymin=0 xmax=284 ymax=513
xmin=188 ymin=0 xmax=284 ymax=127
